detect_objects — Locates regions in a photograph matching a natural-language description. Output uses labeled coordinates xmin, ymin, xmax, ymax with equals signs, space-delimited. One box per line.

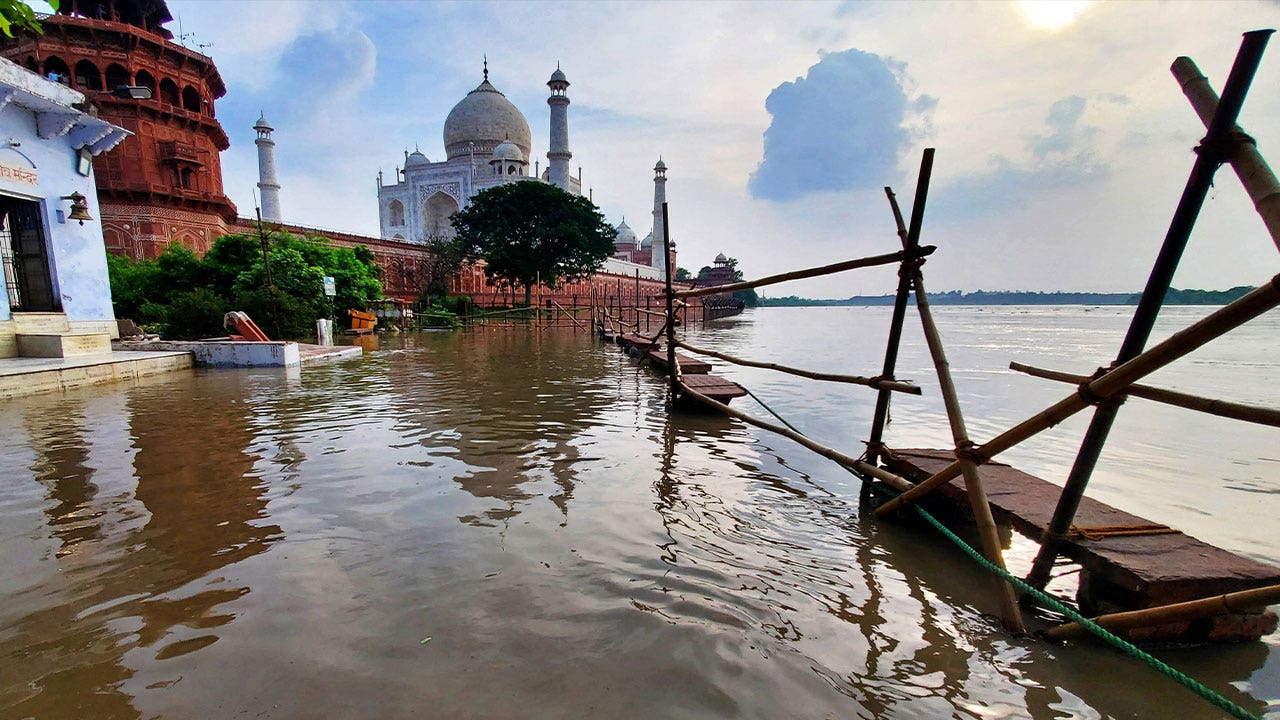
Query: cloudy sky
xmin=160 ymin=0 xmax=1278 ymax=298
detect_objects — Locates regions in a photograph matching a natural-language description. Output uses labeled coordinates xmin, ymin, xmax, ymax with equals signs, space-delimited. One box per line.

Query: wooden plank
xmin=619 ymin=333 xmax=658 ymax=350
xmin=647 ymin=349 xmax=712 ymax=374
xmin=882 ymin=448 xmax=1280 ymax=610
xmin=681 ymin=373 xmax=747 ymax=402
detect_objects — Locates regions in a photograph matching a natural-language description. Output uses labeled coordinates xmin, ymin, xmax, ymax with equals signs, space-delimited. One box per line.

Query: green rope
xmin=739 ymin=387 xmax=1261 ymax=720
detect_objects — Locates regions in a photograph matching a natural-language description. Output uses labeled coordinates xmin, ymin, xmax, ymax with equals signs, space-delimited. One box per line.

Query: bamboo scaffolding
xmin=875 ymin=274 xmax=1280 ymax=517
xmin=667 ymin=247 xmax=935 ymax=300
xmin=673 ymin=339 xmax=922 ymax=394
xmin=1044 ymin=584 xmax=1280 ymax=641
xmin=551 ymin=300 xmax=586 ymax=330
xmin=1009 ymin=361 xmax=1280 ymax=428
xmin=1172 ymin=55 xmax=1280 ymax=253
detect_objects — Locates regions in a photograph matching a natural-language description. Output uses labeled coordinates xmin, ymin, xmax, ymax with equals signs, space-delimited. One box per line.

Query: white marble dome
xmin=492 ymin=139 xmax=523 ymax=162
xmin=444 ymin=79 xmax=532 ymax=162
xmin=405 ymin=149 xmax=431 ymax=168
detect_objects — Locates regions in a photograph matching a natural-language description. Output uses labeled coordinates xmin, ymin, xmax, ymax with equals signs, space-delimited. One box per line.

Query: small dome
xmin=640 ymin=232 xmax=653 ymax=248
xmin=549 ymin=67 xmax=568 ymax=85
xmin=253 ymin=113 xmax=273 ymax=131
xmin=615 ymin=219 xmax=637 ymax=247
xmin=714 ymin=253 xmax=728 ymax=263
xmin=405 ymin=150 xmax=431 ymax=168
xmin=654 ymin=158 xmax=667 ymax=171
xmin=492 ymin=139 xmax=523 ymax=162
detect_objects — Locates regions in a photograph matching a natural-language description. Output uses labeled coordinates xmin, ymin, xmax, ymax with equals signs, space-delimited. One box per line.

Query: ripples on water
xmin=0 ymin=306 xmax=1276 ymax=719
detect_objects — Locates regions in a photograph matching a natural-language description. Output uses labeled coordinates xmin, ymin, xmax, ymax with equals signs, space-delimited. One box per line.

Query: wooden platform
xmin=618 ymin=333 xmax=659 ymax=350
xmin=647 ymin=349 xmax=712 ymax=375
xmin=882 ymin=448 xmax=1280 ymax=638
xmin=680 ymin=373 xmax=747 ymax=404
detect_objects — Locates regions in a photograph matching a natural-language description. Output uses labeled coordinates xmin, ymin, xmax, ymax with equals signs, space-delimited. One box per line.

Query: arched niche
xmin=423 ymin=192 xmax=458 ymax=238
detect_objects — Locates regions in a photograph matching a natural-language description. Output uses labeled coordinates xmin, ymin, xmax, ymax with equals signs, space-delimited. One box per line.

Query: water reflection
xmin=373 ymin=330 xmax=613 ymax=527
xmin=0 ymin=378 xmax=281 ymax=719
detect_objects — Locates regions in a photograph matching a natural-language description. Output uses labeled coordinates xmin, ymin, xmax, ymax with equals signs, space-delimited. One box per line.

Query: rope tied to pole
xmin=953 ymin=440 xmax=984 ymax=464
xmin=1194 ymin=129 xmax=1259 ymax=165
xmin=1075 ymin=366 xmax=1126 ymax=407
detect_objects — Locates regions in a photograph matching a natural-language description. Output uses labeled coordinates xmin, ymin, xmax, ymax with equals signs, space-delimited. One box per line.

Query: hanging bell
xmin=63 ymin=192 xmax=93 ymax=225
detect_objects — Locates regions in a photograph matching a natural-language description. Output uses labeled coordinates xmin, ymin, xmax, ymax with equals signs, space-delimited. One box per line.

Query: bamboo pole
xmin=911 ymin=263 xmax=1025 ymax=633
xmin=1172 ymin=55 xmax=1280 ymax=253
xmin=662 ymin=202 xmax=680 ymax=390
xmin=674 ymin=339 xmax=922 ymax=394
xmin=679 ymin=381 xmax=883 ymax=477
xmin=869 ymin=154 xmax=935 ymax=467
xmin=876 ymin=274 xmax=1280 ymax=517
xmin=668 ymin=247 xmax=935 ymax=300
xmin=1009 ymin=361 xmax=1280 ymax=428
xmin=1044 ymin=583 xmax=1280 ymax=641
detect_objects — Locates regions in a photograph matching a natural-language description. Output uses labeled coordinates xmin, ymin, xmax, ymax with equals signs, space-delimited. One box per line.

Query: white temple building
xmin=376 ymin=62 xmax=671 ymax=281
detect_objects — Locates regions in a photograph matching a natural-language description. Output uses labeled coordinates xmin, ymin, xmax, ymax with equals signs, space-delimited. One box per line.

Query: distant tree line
xmin=108 ymin=232 xmax=383 ymax=340
xmin=758 ymin=286 xmax=1256 ymax=307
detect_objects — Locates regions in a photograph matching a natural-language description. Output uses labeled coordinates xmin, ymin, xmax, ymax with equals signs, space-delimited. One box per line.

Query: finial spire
xmin=483 ymin=54 xmax=489 ymax=82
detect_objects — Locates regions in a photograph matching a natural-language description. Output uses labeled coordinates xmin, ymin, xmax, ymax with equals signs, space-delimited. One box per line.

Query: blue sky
xmin=161 ymin=0 xmax=1279 ymax=297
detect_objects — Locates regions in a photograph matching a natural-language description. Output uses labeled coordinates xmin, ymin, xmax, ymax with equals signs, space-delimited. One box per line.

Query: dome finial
xmin=483 ymin=54 xmax=489 ymax=82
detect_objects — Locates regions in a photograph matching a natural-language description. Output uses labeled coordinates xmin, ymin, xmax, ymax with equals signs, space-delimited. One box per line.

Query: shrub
xmin=165 ymin=288 xmax=230 ymax=340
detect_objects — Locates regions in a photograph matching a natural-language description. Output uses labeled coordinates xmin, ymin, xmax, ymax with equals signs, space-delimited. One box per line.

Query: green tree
xmin=675 ymin=266 xmax=691 ymax=282
xmin=415 ymin=235 xmax=467 ymax=302
xmin=0 ymin=0 xmax=54 ymax=38
xmin=452 ymin=181 xmax=616 ymax=306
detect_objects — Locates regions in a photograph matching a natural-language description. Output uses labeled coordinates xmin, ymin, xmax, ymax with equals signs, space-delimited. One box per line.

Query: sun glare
xmin=1018 ymin=0 xmax=1091 ymax=32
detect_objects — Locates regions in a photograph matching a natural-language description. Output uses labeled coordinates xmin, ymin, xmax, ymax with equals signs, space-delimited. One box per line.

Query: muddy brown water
xmin=1 ymin=306 xmax=1276 ymax=718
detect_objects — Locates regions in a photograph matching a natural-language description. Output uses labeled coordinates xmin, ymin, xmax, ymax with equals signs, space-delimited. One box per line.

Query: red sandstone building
xmin=0 ymin=0 xmax=237 ymax=259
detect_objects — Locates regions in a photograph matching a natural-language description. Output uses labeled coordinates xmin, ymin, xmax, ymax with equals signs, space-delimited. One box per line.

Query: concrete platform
xmin=298 ymin=343 xmax=363 ymax=365
xmin=115 ymin=339 xmax=363 ymax=368
xmin=0 ymin=350 xmax=193 ymax=400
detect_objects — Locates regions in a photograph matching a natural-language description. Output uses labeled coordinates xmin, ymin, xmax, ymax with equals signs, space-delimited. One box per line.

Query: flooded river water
xmin=1 ymin=306 xmax=1277 ymax=719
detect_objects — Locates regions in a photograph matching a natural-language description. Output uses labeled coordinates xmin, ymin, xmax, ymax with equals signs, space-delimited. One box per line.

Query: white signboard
xmin=323 ymin=276 xmax=336 ymax=297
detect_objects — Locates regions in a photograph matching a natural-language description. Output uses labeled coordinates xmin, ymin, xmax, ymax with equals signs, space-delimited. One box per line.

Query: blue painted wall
xmin=0 ymin=97 xmax=114 ymax=325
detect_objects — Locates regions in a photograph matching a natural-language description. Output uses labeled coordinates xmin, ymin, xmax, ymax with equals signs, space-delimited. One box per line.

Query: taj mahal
xmin=375 ymin=62 xmax=672 ymax=281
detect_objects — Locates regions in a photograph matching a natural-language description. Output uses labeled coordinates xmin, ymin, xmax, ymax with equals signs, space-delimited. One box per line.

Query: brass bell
xmin=62 ymin=192 xmax=93 ymax=225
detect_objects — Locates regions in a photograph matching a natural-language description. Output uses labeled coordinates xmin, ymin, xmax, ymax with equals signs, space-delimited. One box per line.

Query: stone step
xmin=17 ymin=332 xmax=113 ymax=358
xmin=11 ymin=312 xmax=71 ymax=335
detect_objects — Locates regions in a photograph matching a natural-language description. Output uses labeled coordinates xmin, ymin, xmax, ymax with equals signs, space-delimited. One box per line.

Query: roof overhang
xmin=0 ymin=56 xmax=131 ymax=155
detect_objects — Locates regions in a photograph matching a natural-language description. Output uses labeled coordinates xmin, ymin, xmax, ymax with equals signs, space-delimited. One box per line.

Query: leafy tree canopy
xmin=0 ymin=0 xmax=54 ymax=38
xmin=452 ymin=181 xmax=616 ymax=305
